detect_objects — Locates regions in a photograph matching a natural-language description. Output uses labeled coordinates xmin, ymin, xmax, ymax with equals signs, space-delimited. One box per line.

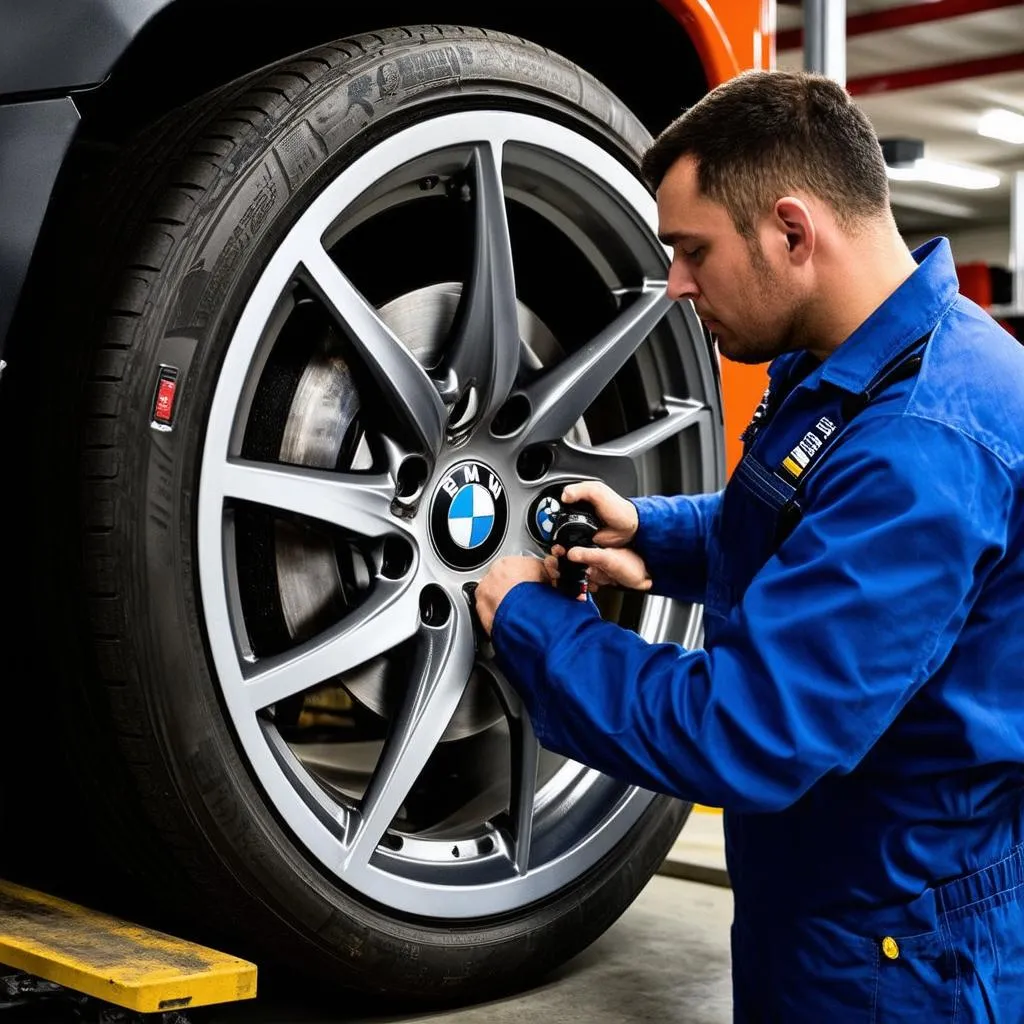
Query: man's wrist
xmin=627 ymin=498 xmax=643 ymax=543
xmin=491 ymin=580 xmax=539 ymax=643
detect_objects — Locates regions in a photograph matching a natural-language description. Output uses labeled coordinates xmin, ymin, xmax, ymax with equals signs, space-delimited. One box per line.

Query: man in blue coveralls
xmin=476 ymin=70 xmax=1024 ymax=1021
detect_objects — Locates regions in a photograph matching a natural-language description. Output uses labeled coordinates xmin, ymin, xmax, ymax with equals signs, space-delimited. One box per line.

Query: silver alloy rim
xmin=197 ymin=110 xmax=723 ymax=918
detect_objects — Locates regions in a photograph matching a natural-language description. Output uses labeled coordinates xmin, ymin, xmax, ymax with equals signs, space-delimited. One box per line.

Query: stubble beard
xmin=719 ymin=309 xmax=808 ymax=365
xmin=716 ymin=247 xmax=810 ymax=366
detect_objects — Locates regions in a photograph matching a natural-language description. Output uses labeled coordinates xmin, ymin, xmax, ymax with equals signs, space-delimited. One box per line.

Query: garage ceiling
xmin=775 ymin=0 xmax=1024 ymax=242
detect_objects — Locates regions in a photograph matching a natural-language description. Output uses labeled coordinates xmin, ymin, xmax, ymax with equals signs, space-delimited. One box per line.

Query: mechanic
xmin=475 ymin=70 xmax=1024 ymax=1021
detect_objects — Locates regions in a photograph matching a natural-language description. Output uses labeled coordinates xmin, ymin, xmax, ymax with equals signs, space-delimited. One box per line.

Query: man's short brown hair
xmin=641 ymin=70 xmax=889 ymax=237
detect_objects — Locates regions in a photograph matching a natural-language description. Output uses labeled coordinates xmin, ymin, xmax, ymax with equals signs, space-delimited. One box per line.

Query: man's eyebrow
xmin=657 ymin=231 xmax=700 ymax=246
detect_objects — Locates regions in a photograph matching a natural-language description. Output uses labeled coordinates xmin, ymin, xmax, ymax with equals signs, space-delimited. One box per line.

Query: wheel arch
xmin=76 ymin=0 xmax=712 ymax=144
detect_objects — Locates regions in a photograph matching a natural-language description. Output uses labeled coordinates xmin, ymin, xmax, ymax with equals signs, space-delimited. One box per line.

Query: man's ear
xmin=774 ymin=197 xmax=814 ymax=265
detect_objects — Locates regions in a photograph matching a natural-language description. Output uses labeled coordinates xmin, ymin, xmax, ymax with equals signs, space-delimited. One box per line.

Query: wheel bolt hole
xmin=381 ymin=536 xmax=414 ymax=580
xmin=396 ymin=455 xmax=429 ymax=499
xmin=381 ymin=833 xmax=404 ymax=852
xmin=477 ymin=836 xmax=495 ymax=855
xmin=419 ymin=584 xmax=451 ymax=627
xmin=491 ymin=394 xmax=531 ymax=438
xmin=516 ymin=445 xmax=553 ymax=482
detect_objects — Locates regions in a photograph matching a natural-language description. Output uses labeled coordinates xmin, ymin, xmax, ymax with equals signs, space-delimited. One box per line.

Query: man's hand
xmin=544 ymin=545 xmax=652 ymax=598
xmin=475 ymin=556 xmax=549 ymax=635
xmin=560 ymin=481 xmax=639 ymax=547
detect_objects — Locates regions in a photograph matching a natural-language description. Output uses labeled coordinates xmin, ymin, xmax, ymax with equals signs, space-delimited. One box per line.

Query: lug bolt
xmin=395 ymin=455 xmax=429 ymax=501
xmin=491 ymin=394 xmax=532 ymax=438
xmin=517 ymin=446 xmax=553 ymax=482
xmin=419 ymin=584 xmax=451 ymax=627
xmin=381 ymin=536 xmax=414 ymax=580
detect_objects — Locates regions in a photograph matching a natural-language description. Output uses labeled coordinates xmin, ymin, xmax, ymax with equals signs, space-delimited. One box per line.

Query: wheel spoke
xmin=486 ymin=667 xmax=540 ymax=875
xmin=551 ymin=444 xmax=639 ymax=498
xmin=508 ymin=714 xmax=540 ymax=874
xmin=517 ymin=284 xmax=673 ymax=446
xmin=300 ymin=245 xmax=447 ymax=460
xmin=242 ymin=578 xmax=421 ymax=711
xmin=221 ymin=458 xmax=399 ymax=537
xmin=442 ymin=143 xmax=521 ymax=429
xmin=547 ymin=399 xmax=710 ymax=496
xmin=344 ymin=602 xmax=475 ymax=867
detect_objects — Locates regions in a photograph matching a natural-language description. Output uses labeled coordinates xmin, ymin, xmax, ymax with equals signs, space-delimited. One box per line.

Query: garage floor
xmin=210 ymin=875 xmax=733 ymax=1024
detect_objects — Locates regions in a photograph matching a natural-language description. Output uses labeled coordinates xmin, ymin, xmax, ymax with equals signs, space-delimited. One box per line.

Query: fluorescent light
xmin=978 ymin=109 xmax=1024 ymax=145
xmin=886 ymin=159 xmax=1000 ymax=191
xmin=888 ymin=192 xmax=974 ymax=219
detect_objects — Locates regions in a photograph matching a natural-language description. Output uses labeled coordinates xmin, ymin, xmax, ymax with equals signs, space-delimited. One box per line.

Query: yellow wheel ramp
xmin=0 ymin=880 xmax=257 ymax=1013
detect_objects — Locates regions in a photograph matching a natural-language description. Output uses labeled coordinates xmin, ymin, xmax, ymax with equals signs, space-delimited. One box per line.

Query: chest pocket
xmin=705 ymin=452 xmax=796 ymax=618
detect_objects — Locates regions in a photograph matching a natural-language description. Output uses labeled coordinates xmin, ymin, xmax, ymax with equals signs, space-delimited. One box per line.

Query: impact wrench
xmin=547 ymin=499 xmax=601 ymax=599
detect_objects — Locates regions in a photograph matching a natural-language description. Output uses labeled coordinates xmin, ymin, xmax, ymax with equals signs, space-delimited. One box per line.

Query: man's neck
xmin=805 ymin=225 xmax=920 ymax=361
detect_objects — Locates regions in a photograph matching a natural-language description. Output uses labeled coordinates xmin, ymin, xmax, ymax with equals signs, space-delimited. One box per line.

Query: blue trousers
xmin=732 ymin=843 xmax=1024 ymax=1022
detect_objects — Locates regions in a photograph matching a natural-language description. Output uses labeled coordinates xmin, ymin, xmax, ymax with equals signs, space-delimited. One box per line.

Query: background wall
xmin=904 ymin=224 xmax=1012 ymax=265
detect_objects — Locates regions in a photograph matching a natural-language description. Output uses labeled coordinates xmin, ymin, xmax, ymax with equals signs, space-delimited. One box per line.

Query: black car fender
xmin=0 ymin=0 xmax=173 ymax=357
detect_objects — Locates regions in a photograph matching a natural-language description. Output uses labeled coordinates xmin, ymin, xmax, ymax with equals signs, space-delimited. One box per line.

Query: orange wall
xmin=657 ymin=0 xmax=775 ymax=473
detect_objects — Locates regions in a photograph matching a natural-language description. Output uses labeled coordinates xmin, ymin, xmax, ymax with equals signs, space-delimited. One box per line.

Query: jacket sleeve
xmin=492 ymin=416 xmax=1011 ymax=813
xmin=629 ymin=492 xmax=722 ymax=604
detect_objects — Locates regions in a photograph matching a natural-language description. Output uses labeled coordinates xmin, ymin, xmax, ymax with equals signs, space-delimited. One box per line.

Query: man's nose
xmin=666 ymin=260 xmax=699 ymax=302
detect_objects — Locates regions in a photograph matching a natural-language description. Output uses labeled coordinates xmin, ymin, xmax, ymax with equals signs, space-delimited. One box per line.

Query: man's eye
xmin=682 ymin=247 xmax=705 ymax=262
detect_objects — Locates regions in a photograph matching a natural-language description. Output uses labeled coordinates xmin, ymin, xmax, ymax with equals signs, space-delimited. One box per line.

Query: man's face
xmin=656 ymin=156 xmax=807 ymax=365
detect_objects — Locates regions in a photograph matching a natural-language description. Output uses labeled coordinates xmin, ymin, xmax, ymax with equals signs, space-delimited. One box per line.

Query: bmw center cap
xmin=430 ymin=461 xmax=509 ymax=571
xmin=531 ymin=495 xmax=561 ymax=546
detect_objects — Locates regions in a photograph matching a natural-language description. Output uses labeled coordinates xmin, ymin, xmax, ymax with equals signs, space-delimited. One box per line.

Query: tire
xmin=23 ymin=26 xmax=725 ymax=1001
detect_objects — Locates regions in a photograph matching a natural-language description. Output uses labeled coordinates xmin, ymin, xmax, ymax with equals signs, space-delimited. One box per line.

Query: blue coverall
xmin=493 ymin=238 xmax=1024 ymax=1021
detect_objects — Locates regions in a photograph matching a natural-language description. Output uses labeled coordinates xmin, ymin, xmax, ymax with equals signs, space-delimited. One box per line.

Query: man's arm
xmin=492 ymin=416 xmax=1011 ymax=813
xmin=557 ymin=481 xmax=722 ymax=605
xmin=630 ymin=492 xmax=722 ymax=604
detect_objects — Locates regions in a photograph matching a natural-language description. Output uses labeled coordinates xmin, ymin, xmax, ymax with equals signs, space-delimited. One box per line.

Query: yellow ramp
xmin=0 ymin=880 xmax=257 ymax=1013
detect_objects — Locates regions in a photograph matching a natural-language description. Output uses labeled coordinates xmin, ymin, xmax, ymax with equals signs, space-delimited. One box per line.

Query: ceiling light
xmin=886 ymin=159 xmax=1000 ymax=190
xmin=887 ymin=192 xmax=975 ymax=219
xmin=978 ymin=108 xmax=1024 ymax=145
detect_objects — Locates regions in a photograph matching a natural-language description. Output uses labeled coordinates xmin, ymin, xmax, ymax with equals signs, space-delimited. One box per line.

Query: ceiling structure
xmin=775 ymin=0 xmax=1024 ymax=256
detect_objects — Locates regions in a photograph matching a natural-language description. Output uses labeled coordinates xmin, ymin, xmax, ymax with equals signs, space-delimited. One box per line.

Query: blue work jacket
xmin=493 ymin=238 xmax=1024 ymax=1021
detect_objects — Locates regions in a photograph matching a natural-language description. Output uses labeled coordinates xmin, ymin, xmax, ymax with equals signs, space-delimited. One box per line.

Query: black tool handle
xmin=550 ymin=501 xmax=601 ymax=599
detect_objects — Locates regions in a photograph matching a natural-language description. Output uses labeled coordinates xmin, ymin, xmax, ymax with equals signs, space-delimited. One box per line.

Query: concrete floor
xmin=210 ymin=875 xmax=734 ymax=1024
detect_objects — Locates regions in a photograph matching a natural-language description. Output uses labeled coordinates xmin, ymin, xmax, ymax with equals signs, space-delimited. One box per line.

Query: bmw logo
xmin=533 ymin=496 xmax=560 ymax=544
xmin=430 ymin=461 xmax=509 ymax=571
xmin=528 ymin=490 xmax=566 ymax=546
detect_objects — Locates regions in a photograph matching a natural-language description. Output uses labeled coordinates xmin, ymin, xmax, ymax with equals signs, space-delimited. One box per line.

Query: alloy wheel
xmin=197 ymin=110 xmax=723 ymax=918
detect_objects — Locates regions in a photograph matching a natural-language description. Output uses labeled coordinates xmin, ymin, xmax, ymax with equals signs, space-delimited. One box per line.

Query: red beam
xmin=778 ymin=0 xmax=1021 ymax=51
xmin=847 ymin=50 xmax=1024 ymax=95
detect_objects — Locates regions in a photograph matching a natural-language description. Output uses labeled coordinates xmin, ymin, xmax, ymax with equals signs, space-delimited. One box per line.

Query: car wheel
xmin=26 ymin=25 xmax=724 ymax=1000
